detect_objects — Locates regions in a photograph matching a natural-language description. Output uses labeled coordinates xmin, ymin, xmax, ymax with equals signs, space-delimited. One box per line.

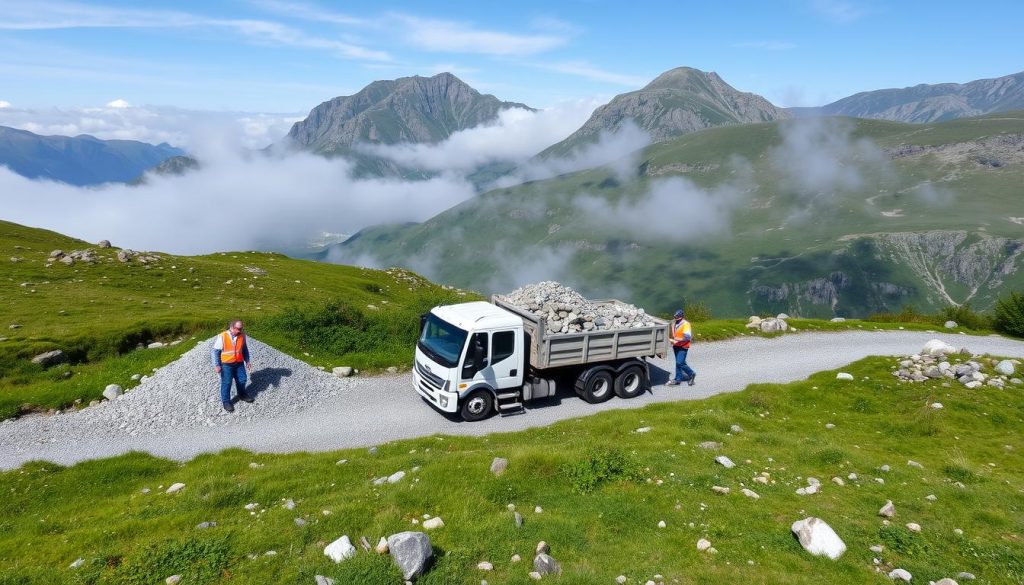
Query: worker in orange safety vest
xmin=667 ymin=309 xmax=696 ymax=386
xmin=212 ymin=319 xmax=254 ymax=412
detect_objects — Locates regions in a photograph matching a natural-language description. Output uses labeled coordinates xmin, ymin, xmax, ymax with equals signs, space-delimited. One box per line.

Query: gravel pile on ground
xmin=502 ymin=281 xmax=658 ymax=333
xmin=0 ymin=337 xmax=351 ymax=448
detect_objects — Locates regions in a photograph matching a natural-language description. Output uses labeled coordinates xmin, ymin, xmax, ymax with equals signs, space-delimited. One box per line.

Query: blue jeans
xmin=220 ymin=362 xmax=248 ymax=404
xmin=673 ymin=346 xmax=695 ymax=382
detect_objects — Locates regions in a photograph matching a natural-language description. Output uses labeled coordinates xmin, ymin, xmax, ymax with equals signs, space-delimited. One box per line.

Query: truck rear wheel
xmin=614 ymin=364 xmax=648 ymax=399
xmin=579 ymin=370 xmax=614 ymax=404
xmin=460 ymin=391 xmax=493 ymax=421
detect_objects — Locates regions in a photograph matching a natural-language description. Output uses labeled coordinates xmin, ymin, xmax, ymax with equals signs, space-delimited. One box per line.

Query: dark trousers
xmin=220 ymin=362 xmax=248 ymax=404
xmin=673 ymin=346 xmax=695 ymax=382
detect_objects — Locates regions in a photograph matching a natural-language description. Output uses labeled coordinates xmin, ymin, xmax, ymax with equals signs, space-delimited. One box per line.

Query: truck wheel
xmin=614 ymin=364 xmax=649 ymax=399
xmin=581 ymin=370 xmax=614 ymax=404
xmin=460 ymin=391 xmax=493 ymax=421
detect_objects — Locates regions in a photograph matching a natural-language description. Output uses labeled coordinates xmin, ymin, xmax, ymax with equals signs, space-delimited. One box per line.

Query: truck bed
xmin=492 ymin=295 xmax=670 ymax=369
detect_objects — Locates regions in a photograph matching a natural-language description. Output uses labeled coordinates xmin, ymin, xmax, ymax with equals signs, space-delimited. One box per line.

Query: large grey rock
xmin=995 ymin=360 xmax=1015 ymax=375
xmin=888 ymin=568 xmax=912 ymax=581
xmin=791 ymin=517 xmax=846 ymax=559
xmin=759 ymin=317 xmax=788 ymax=333
xmin=31 ymin=350 xmax=67 ymax=367
xmin=387 ymin=531 xmax=433 ymax=580
xmin=714 ymin=455 xmax=736 ymax=469
xmin=332 ymin=366 xmax=353 ymax=377
xmin=878 ymin=500 xmax=895 ymax=518
xmin=533 ymin=553 xmax=562 ymax=575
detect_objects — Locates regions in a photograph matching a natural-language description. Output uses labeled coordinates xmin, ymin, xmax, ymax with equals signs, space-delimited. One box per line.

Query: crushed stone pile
xmin=0 ymin=338 xmax=353 ymax=450
xmin=502 ymin=281 xmax=658 ymax=334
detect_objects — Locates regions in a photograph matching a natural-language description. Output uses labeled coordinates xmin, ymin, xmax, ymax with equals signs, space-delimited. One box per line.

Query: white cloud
xmin=0 ymin=1 xmax=391 ymax=62
xmin=769 ymin=117 xmax=887 ymax=197
xmin=249 ymin=0 xmax=366 ymax=26
xmin=0 ymin=103 xmax=301 ymax=150
xmin=0 ymin=149 xmax=476 ymax=255
xmin=358 ymin=100 xmax=601 ymax=172
xmin=0 ymin=100 xmax=10 ymax=108
xmin=537 ymin=61 xmax=648 ymax=87
xmin=393 ymin=14 xmax=567 ymax=56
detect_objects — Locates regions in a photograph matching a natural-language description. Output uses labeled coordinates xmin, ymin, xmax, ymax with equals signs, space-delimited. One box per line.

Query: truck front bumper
xmin=413 ymin=363 xmax=458 ymax=413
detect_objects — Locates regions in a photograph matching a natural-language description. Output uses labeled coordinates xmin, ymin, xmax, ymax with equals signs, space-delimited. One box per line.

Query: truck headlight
xmin=439 ymin=395 xmax=449 ymax=407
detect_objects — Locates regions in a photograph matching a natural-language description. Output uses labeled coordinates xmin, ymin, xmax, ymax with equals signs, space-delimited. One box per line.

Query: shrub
xmin=683 ymin=300 xmax=713 ymax=322
xmin=993 ymin=291 xmax=1024 ymax=337
xmin=561 ymin=447 xmax=642 ymax=494
xmin=866 ymin=305 xmax=932 ymax=324
xmin=937 ymin=303 xmax=991 ymax=330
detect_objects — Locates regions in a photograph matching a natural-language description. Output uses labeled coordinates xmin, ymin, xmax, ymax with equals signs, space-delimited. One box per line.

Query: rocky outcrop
xmin=285 ymin=73 xmax=532 ymax=154
xmin=545 ymin=66 xmax=788 ymax=156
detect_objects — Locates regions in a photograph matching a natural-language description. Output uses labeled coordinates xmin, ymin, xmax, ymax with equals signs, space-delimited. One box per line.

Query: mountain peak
xmin=642 ymin=67 xmax=721 ymax=91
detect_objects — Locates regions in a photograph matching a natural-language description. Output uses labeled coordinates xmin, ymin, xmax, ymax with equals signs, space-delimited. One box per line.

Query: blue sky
xmin=0 ymin=0 xmax=1022 ymax=114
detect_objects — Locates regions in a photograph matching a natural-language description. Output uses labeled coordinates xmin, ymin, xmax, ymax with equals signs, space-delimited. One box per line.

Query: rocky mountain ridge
xmin=790 ymin=70 xmax=1024 ymax=123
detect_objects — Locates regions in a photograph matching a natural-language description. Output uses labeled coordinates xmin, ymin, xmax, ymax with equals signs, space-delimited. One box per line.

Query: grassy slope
xmin=0 ymin=220 xmax=475 ymax=418
xmin=1 ymin=355 xmax=1022 ymax=584
xmin=334 ymin=112 xmax=1024 ymax=317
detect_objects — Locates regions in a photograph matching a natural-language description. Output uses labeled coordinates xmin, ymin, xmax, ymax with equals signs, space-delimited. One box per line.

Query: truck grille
xmin=415 ymin=360 xmax=444 ymax=390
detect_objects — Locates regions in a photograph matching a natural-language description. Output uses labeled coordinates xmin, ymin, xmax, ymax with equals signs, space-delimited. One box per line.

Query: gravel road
xmin=2 ymin=331 xmax=1023 ymax=469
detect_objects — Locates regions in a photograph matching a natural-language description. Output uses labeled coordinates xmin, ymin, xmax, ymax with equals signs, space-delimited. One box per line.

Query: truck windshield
xmin=418 ymin=313 xmax=468 ymax=368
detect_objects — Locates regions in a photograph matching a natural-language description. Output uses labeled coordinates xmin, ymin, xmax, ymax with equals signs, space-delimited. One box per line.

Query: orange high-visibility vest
xmin=672 ymin=319 xmax=692 ymax=349
xmin=220 ymin=331 xmax=246 ymax=364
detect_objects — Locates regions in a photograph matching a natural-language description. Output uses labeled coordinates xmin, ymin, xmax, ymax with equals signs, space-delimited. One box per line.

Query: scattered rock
xmin=696 ymin=538 xmax=712 ymax=552
xmin=514 ymin=512 xmax=523 ymax=528
xmin=944 ymin=320 xmax=957 ymax=329
xmin=957 ymin=572 xmax=976 ymax=580
xmin=907 ymin=460 xmax=924 ymax=469
xmin=422 ymin=517 xmax=444 ymax=530
xmin=534 ymin=554 xmax=561 ymax=575
xmin=387 ymin=531 xmax=433 ymax=580
xmin=196 ymin=521 xmax=216 ymax=529
xmin=332 ymin=366 xmax=353 ymax=377
xmin=375 ymin=537 xmax=389 ymax=554
xmin=712 ymin=486 xmax=730 ymax=495
xmin=995 ymin=360 xmax=1015 ymax=375
xmin=387 ymin=471 xmax=406 ymax=484
xmin=715 ymin=455 xmax=736 ymax=469
xmin=836 ymin=372 xmax=854 ymax=380
xmin=166 ymin=576 xmax=182 ymax=585
xmin=490 ymin=457 xmax=508 ymax=476
xmin=32 ymin=350 xmax=69 ymax=369
xmin=888 ymin=568 xmax=912 ymax=582
xmin=698 ymin=441 xmax=722 ymax=450
xmin=741 ymin=488 xmax=760 ymax=499
xmin=879 ymin=500 xmax=895 ymax=518
xmin=906 ymin=522 xmax=921 ymax=532
xmin=791 ymin=517 xmax=846 ymax=560
xmin=536 ymin=541 xmax=550 ymax=555
xmin=315 ymin=576 xmax=336 ymax=585
xmin=165 ymin=483 xmax=185 ymax=494
xmin=69 ymin=558 xmax=85 ymax=569
xmin=294 ymin=518 xmax=307 ymax=527
xmin=730 ymin=424 xmax=743 ymax=433
xmin=634 ymin=426 xmax=652 ymax=433
xmin=147 ymin=342 xmax=165 ymax=349
xmin=478 ymin=561 xmax=493 ymax=571
xmin=102 ymin=384 xmax=123 ymax=401
xmin=324 ymin=535 xmax=357 ymax=563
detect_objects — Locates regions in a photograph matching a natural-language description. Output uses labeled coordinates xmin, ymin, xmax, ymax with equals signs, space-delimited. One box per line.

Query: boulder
xmin=791 ymin=517 xmax=846 ymax=559
xmin=31 ymin=350 xmax=67 ymax=368
xmin=945 ymin=320 xmax=957 ymax=329
xmin=387 ymin=531 xmax=433 ymax=580
xmin=333 ymin=366 xmax=353 ymax=377
xmin=98 ymin=240 xmax=112 ymax=248
xmin=995 ymin=360 xmax=1015 ymax=376
xmin=759 ymin=318 xmax=788 ymax=333
xmin=324 ymin=535 xmax=356 ymax=563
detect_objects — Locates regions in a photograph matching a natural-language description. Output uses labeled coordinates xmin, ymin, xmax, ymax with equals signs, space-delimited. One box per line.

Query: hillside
xmin=0 ymin=126 xmax=184 ymax=186
xmin=329 ymin=111 xmax=1024 ymax=318
xmin=542 ymin=67 xmax=789 ymax=158
xmin=283 ymin=72 xmax=532 ymax=177
xmin=0 ymin=220 xmax=473 ymax=418
xmin=790 ymin=70 xmax=1024 ymax=123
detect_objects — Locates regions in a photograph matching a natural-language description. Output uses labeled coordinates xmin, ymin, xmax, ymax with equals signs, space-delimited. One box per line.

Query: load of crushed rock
xmin=501 ymin=281 xmax=658 ymax=334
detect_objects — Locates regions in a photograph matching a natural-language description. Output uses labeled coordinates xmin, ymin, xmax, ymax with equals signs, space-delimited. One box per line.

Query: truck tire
xmin=614 ymin=364 xmax=648 ymax=399
xmin=460 ymin=390 xmax=494 ymax=421
xmin=579 ymin=370 xmax=614 ymax=404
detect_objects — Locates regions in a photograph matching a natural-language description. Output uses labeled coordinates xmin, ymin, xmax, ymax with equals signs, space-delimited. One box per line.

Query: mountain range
xmin=790 ymin=70 xmax=1024 ymax=123
xmin=0 ymin=126 xmax=183 ymax=186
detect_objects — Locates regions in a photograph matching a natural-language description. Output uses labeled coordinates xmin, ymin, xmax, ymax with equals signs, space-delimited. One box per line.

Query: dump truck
xmin=413 ymin=295 xmax=670 ymax=421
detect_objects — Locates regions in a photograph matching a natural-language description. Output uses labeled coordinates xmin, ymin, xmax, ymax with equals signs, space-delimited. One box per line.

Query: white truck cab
xmin=414 ymin=298 xmax=669 ymax=421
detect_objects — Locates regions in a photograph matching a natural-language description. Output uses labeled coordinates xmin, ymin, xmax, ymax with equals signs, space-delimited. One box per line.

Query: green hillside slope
xmin=331 ymin=112 xmax=1024 ymax=318
xmin=0 ymin=221 xmax=474 ymax=418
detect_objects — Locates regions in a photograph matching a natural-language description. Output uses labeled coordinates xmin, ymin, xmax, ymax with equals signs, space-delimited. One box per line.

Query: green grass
xmin=0 ymin=220 xmax=477 ymax=418
xmin=2 ymin=354 xmax=1022 ymax=584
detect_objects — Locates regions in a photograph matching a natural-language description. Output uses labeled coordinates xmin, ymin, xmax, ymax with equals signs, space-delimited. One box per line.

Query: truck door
xmin=488 ymin=330 xmax=520 ymax=389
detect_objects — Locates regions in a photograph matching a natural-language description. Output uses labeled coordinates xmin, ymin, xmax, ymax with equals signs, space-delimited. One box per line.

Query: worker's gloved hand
xmin=215 ymin=366 xmax=222 ymax=374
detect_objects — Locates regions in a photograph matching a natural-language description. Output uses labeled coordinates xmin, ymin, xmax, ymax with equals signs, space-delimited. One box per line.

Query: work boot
xmin=688 ymin=374 xmax=697 ymax=386
xmin=238 ymin=393 xmax=254 ymax=403
xmin=222 ymin=402 xmax=235 ymax=413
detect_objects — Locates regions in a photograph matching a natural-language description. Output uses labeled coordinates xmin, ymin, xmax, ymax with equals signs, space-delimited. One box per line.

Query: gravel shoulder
xmin=2 ymin=331 xmax=1024 ymax=470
